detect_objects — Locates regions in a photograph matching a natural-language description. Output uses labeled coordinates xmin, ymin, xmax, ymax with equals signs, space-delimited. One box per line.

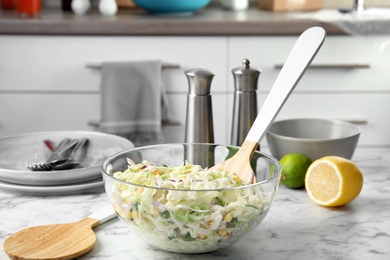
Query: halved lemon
xmin=305 ymin=156 xmax=363 ymax=207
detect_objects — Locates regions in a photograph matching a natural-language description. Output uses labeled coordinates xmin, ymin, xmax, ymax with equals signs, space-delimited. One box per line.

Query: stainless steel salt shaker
xmin=184 ymin=68 xmax=215 ymax=166
xmin=230 ymin=59 xmax=261 ymax=146
xmin=184 ymin=68 xmax=215 ymax=143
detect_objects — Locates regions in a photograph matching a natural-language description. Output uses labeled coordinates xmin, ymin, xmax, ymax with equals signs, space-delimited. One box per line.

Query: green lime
xmin=280 ymin=153 xmax=312 ymax=189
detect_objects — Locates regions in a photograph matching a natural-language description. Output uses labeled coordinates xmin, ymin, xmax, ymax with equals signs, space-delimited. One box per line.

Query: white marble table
xmin=1 ymin=147 xmax=389 ymax=260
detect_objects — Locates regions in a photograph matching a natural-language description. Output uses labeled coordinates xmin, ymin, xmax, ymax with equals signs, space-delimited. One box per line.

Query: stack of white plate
xmin=0 ymin=131 xmax=134 ymax=196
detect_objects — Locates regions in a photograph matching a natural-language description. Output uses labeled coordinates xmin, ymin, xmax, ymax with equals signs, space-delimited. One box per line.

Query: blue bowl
xmin=133 ymin=0 xmax=211 ymax=14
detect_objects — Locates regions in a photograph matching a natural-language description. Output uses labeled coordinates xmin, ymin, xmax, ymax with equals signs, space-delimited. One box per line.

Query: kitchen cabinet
xmin=0 ymin=93 xmax=100 ymax=135
xmin=229 ymin=35 xmax=390 ymax=147
xmin=0 ymin=36 xmax=228 ymax=92
xmin=0 ymin=35 xmax=230 ymax=145
xmin=1 ymin=34 xmax=390 ymax=147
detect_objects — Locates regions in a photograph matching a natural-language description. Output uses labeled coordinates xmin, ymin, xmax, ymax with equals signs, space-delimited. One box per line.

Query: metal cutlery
xmin=45 ymin=138 xmax=73 ymax=162
xmin=26 ymin=138 xmax=74 ymax=171
xmin=26 ymin=158 xmax=73 ymax=171
xmin=26 ymin=138 xmax=88 ymax=171
xmin=51 ymin=138 xmax=89 ymax=171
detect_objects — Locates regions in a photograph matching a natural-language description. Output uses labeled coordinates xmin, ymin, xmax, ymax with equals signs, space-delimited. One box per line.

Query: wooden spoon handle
xmin=86 ymin=205 xmax=117 ymax=228
xmin=245 ymin=27 xmax=326 ymax=143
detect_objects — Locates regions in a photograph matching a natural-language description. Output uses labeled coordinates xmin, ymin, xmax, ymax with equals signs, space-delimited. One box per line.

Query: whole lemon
xmin=280 ymin=153 xmax=312 ymax=189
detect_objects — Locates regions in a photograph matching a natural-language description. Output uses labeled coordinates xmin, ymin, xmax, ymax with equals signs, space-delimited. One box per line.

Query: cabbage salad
xmin=110 ymin=160 xmax=273 ymax=253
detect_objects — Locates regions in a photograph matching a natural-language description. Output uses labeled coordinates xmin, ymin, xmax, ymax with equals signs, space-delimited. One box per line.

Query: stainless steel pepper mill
xmin=184 ymin=68 xmax=215 ymax=166
xmin=230 ymin=59 xmax=261 ymax=146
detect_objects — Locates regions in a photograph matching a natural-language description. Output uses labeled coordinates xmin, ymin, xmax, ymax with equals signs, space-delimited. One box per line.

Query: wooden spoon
xmin=210 ymin=27 xmax=326 ymax=183
xmin=3 ymin=205 xmax=116 ymax=260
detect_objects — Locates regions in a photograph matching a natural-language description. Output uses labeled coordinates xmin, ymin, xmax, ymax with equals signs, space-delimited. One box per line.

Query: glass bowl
xmin=102 ymin=143 xmax=281 ymax=253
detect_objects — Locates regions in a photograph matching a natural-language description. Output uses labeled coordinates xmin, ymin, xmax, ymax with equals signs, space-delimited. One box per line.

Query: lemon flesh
xmin=305 ymin=156 xmax=363 ymax=207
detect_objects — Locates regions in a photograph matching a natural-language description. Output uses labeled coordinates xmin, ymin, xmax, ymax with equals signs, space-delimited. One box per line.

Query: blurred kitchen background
xmin=1 ymin=0 xmax=390 ymax=148
xmin=40 ymin=0 xmax=390 ymax=9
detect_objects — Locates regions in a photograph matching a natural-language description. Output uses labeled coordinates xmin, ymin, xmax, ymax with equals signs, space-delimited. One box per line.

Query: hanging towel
xmin=100 ymin=60 xmax=167 ymax=146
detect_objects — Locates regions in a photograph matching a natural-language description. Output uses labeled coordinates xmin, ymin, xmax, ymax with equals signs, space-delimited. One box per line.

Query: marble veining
xmin=1 ymin=148 xmax=389 ymax=259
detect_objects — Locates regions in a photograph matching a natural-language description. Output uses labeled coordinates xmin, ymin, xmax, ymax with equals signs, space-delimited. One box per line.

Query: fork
xmin=26 ymin=158 xmax=72 ymax=171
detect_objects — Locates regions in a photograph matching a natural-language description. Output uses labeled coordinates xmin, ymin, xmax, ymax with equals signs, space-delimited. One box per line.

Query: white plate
xmin=0 ymin=131 xmax=134 ymax=186
xmin=0 ymin=178 xmax=104 ymax=196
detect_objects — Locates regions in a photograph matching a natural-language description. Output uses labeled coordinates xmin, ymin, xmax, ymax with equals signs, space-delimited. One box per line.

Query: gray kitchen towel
xmin=100 ymin=60 xmax=166 ymax=146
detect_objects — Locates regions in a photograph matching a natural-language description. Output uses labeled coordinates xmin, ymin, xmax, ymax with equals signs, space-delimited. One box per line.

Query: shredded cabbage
xmin=110 ymin=160 xmax=273 ymax=253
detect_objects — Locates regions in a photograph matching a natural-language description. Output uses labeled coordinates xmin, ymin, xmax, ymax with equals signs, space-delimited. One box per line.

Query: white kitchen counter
xmin=1 ymin=147 xmax=389 ymax=259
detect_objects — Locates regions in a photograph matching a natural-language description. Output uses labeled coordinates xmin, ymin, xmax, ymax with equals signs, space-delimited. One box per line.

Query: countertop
xmin=0 ymin=7 xmax=346 ymax=36
xmin=1 ymin=147 xmax=389 ymax=259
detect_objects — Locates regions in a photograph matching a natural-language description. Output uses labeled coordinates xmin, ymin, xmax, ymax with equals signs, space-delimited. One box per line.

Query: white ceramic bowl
xmin=266 ymin=118 xmax=361 ymax=161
